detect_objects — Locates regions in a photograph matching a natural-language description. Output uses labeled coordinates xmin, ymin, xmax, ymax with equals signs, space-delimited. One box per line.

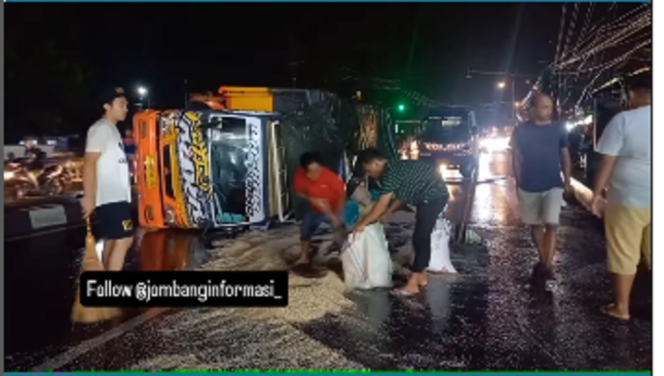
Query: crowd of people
xmin=80 ymin=78 xmax=651 ymax=315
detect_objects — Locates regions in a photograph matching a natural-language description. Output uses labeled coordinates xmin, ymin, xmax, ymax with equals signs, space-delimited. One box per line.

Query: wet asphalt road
xmin=5 ymin=152 xmax=652 ymax=371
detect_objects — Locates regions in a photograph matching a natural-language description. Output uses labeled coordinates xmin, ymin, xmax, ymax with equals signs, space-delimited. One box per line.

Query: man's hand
xmin=590 ymin=194 xmax=606 ymax=218
xmin=81 ymin=195 xmax=95 ymax=219
xmin=309 ymin=197 xmax=330 ymax=212
xmin=330 ymin=214 xmax=342 ymax=227
xmin=352 ymin=222 xmax=367 ymax=235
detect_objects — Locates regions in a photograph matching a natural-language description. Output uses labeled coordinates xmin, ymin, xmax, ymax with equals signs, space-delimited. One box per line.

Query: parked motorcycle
xmin=36 ymin=164 xmax=72 ymax=195
xmin=4 ymin=162 xmax=37 ymax=200
xmin=4 ymin=160 xmax=73 ymax=200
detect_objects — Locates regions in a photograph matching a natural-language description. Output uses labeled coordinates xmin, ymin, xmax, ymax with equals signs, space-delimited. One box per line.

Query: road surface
xmin=5 ymin=152 xmax=652 ymax=371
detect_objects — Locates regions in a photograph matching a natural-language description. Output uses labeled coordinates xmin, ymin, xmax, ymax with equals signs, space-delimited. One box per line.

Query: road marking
xmin=31 ymin=307 xmax=170 ymax=372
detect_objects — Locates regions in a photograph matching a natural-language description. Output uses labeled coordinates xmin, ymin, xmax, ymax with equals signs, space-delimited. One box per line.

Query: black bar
xmin=79 ymin=271 xmax=288 ymax=308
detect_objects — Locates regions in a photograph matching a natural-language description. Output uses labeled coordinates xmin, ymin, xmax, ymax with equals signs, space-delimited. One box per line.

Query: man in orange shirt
xmin=294 ymin=152 xmax=346 ymax=264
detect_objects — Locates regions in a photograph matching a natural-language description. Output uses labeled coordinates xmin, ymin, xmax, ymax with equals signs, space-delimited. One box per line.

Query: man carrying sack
xmin=353 ymin=148 xmax=450 ymax=297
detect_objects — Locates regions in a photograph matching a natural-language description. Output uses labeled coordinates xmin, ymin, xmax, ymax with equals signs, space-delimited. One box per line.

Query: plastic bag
xmin=428 ymin=218 xmax=457 ymax=274
xmin=341 ymin=223 xmax=393 ymax=289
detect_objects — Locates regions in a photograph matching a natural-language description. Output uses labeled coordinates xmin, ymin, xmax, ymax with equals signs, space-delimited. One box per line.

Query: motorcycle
xmin=4 ymin=160 xmax=72 ymax=200
xmin=36 ymin=164 xmax=72 ymax=195
xmin=4 ymin=162 xmax=38 ymax=200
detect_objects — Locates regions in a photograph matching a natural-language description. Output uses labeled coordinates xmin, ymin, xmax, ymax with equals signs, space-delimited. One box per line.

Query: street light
xmin=497 ymin=82 xmax=506 ymax=89
xmin=137 ymin=86 xmax=150 ymax=109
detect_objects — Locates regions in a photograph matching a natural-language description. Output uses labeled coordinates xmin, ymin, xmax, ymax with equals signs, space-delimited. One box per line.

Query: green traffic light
xmin=397 ymin=104 xmax=405 ymax=112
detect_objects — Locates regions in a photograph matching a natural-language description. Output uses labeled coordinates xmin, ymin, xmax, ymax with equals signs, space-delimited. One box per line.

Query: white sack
xmin=428 ymin=218 xmax=458 ymax=274
xmin=341 ymin=223 xmax=393 ymax=290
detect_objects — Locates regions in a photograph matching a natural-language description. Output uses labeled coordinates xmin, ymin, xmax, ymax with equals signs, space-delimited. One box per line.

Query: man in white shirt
xmin=591 ymin=75 xmax=651 ymax=321
xmin=82 ymin=87 xmax=133 ymax=272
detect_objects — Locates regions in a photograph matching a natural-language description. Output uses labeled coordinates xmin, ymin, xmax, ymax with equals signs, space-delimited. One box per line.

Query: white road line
xmin=31 ymin=307 xmax=170 ymax=372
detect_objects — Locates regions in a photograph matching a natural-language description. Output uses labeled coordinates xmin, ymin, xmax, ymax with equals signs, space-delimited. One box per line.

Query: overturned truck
xmin=133 ymin=86 xmax=379 ymax=230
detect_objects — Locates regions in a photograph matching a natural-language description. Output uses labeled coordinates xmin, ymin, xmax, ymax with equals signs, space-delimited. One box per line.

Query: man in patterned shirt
xmin=353 ymin=148 xmax=450 ymax=296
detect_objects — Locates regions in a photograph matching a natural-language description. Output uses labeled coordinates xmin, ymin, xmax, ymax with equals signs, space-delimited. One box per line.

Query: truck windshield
xmin=209 ymin=117 xmax=248 ymax=222
xmin=420 ymin=115 xmax=472 ymax=143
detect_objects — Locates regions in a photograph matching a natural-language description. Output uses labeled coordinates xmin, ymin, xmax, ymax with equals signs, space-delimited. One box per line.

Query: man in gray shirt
xmin=511 ymin=93 xmax=573 ymax=283
xmin=591 ymin=75 xmax=651 ymax=321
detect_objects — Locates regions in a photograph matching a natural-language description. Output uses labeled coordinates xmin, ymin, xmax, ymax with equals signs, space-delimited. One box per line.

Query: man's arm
xmin=559 ymin=127 xmax=572 ymax=188
xmin=355 ymin=168 xmax=398 ymax=229
xmin=83 ymin=152 xmax=101 ymax=202
xmin=561 ymin=148 xmax=572 ymax=189
xmin=82 ymin=125 xmax=109 ymax=216
xmin=335 ymin=192 xmax=347 ymax=220
xmin=331 ymin=174 xmax=347 ymax=219
xmin=593 ymin=155 xmax=618 ymax=198
xmin=593 ymin=114 xmax=624 ymax=198
xmin=355 ymin=192 xmax=393 ymax=228
xmin=382 ymin=199 xmax=403 ymax=219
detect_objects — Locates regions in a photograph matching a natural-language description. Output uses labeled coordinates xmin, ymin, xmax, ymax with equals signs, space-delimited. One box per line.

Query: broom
xmin=71 ymin=218 xmax=122 ymax=323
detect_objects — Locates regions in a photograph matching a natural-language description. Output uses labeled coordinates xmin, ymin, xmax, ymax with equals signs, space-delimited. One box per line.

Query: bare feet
xmin=296 ymin=254 xmax=311 ymax=265
xmin=393 ymin=274 xmax=423 ymax=296
xmin=417 ymin=273 xmax=428 ymax=288
xmin=601 ymin=303 xmax=630 ymax=321
xmin=391 ymin=288 xmax=419 ymax=297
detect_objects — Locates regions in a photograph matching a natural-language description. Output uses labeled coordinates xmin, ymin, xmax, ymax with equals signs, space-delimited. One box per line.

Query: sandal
xmin=600 ymin=304 xmax=630 ymax=321
xmin=390 ymin=288 xmax=419 ymax=297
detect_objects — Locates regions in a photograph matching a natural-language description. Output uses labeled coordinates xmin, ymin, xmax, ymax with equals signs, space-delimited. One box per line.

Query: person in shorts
xmin=354 ymin=148 xmax=449 ymax=296
xmin=294 ymin=152 xmax=346 ymax=264
xmin=591 ymin=75 xmax=651 ymax=321
xmin=511 ymin=93 xmax=573 ymax=283
xmin=81 ymin=86 xmax=134 ymax=271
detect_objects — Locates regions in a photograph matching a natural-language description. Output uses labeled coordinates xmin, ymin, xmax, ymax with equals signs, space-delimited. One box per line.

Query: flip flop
xmin=390 ymin=288 xmax=419 ymax=298
xmin=600 ymin=304 xmax=630 ymax=321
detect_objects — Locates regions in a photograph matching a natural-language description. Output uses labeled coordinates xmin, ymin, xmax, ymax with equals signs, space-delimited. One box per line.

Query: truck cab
xmin=133 ymin=86 xmax=324 ymax=229
xmin=407 ymin=107 xmax=479 ymax=178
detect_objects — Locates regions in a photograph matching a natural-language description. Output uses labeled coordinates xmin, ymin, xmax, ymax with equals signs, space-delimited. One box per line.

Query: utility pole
xmin=288 ymin=60 xmax=304 ymax=88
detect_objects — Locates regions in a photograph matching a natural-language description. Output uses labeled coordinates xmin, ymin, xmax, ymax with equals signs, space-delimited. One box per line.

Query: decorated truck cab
xmin=134 ymin=87 xmax=334 ymax=230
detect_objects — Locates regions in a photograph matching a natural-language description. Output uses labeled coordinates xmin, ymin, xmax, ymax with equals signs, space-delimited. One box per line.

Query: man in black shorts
xmin=81 ymin=87 xmax=134 ymax=271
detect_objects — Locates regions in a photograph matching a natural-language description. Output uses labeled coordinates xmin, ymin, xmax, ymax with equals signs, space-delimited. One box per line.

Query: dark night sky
xmin=7 ymin=3 xmax=563 ymax=127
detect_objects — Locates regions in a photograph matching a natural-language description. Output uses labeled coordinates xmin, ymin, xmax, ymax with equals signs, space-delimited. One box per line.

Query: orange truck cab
xmin=134 ymin=86 xmax=326 ymax=230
